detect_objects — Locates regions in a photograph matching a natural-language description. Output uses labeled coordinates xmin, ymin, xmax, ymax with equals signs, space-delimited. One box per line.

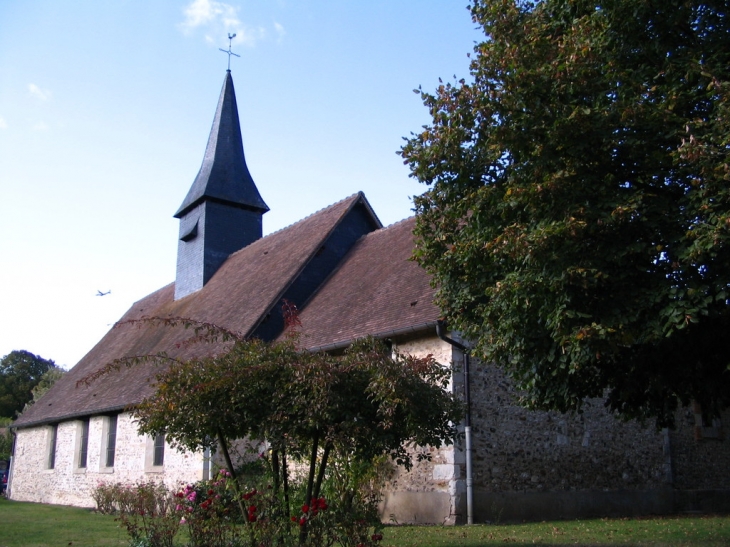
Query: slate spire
xmin=175 ymin=71 xmax=268 ymax=218
xmin=174 ymin=71 xmax=268 ymax=300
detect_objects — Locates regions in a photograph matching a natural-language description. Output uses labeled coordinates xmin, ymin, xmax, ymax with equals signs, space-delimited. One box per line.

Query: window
xmin=47 ymin=424 xmax=58 ymax=469
xmin=78 ymin=418 xmax=90 ymax=468
xmin=153 ymin=433 xmax=165 ymax=466
xmin=145 ymin=432 xmax=166 ymax=472
xmin=106 ymin=414 xmax=118 ymax=467
xmin=693 ymin=401 xmax=723 ymax=440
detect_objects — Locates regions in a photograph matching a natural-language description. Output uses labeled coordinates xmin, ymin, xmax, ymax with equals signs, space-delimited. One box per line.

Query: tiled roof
xmin=290 ymin=216 xmax=439 ymax=351
xmin=14 ymin=193 xmax=371 ymax=428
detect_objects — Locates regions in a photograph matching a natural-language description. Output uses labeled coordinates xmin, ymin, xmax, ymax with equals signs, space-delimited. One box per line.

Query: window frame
xmin=144 ymin=432 xmax=165 ymax=473
xmin=46 ymin=424 xmax=58 ymax=470
xmin=99 ymin=414 xmax=119 ymax=473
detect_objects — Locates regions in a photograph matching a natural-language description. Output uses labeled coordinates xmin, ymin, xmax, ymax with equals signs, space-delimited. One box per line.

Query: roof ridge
xmin=245 ymin=192 xmax=374 ymax=336
xmin=377 ymin=214 xmax=416 ymax=231
xmin=222 ymin=193 xmax=365 ymax=263
xmin=266 ymin=192 xmax=364 ymax=237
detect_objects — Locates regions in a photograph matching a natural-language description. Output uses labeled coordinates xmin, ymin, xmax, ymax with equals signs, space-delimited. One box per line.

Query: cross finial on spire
xmin=219 ymin=33 xmax=240 ymax=71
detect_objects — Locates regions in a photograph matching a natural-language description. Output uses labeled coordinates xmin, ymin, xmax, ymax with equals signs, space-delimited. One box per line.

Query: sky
xmin=0 ymin=0 xmax=482 ymax=369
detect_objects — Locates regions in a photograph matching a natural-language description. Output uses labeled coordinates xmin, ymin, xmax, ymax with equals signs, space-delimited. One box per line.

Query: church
xmin=8 ymin=69 xmax=730 ymax=524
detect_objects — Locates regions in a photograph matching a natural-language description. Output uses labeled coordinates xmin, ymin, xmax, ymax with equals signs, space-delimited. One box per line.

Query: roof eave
xmin=304 ymin=320 xmax=438 ymax=354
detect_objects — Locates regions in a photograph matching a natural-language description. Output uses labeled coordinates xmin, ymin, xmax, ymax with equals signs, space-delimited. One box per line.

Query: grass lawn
xmin=1 ymin=497 xmax=728 ymax=546
xmin=384 ymin=515 xmax=730 ymax=546
xmin=0 ymin=497 xmax=127 ymax=547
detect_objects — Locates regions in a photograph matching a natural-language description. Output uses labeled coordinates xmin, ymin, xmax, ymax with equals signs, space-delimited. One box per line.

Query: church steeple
xmin=174 ymin=71 xmax=268 ymax=300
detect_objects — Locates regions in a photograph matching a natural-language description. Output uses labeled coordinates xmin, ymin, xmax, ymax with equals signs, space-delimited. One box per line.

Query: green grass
xmin=383 ymin=515 xmax=730 ymax=546
xmin=1 ymin=497 xmax=728 ymax=547
xmin=0 ymin=497 xmax=127 ymax=547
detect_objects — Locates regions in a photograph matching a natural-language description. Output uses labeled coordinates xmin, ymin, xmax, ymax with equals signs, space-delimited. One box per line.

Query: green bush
xmin=91 ymin=460 xmax=388 ymax=547
xmin=92 ymin=481 xmax=179 ymax=547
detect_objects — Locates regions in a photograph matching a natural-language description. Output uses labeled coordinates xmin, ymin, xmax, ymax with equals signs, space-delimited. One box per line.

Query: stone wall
xmin=10 ymin=412 xmax=206 ymax=507
xmin=383 ymin=333 xmax=729 ymax=523
xmin=460 ymin=348 xmax=730 ymax=521
xmin=379 ymin=336 xmax=463 ymax=524
xmin=468 ymin=358 xmax=668 ymax=494
xmin=669 ymin=406 xmax=730 ymax=490
xmin=10 ymin=335 xmax=730 ymax=522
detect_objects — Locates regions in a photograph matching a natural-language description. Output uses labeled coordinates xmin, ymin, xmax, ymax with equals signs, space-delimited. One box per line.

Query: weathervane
xmin=219 ymin=33 xmax=240 ymax=71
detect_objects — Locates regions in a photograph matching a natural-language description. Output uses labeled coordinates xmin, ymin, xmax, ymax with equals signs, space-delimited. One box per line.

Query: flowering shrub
xmin=91 ymin=481 xmax=179 ymax=547
xmin=174 ymin=470 xmax=242 ymax=547
xmin=92 ymin=481 xmax=122 ymax=515
xmin=92 ymin=467 xmax=385 ymax=547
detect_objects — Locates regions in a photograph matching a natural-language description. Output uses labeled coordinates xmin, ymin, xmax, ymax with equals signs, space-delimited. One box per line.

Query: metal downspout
xmin=436 ymin=320 xmax=473 ymax=525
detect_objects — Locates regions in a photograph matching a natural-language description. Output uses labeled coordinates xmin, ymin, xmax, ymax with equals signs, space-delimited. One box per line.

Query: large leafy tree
xmin=400 ymin=0 xmax=730 ymax=426
xmin=0 ymin=350 xmax=60 ymax=418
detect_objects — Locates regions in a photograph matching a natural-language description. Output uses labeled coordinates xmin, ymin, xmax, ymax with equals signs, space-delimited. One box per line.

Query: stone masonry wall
xmin=379 ymin=336 xmax=463 ymax=524
xmin=11 ymin=412 xmax=206 ymax=507
xmin=669 ymin=406 xmax=730 ymax=490
xmin=467 ymin=358 xmax=668 ymax=495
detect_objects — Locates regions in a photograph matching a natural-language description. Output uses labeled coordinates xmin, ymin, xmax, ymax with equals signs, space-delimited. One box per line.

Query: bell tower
xmin=174 ymin=70 xmax=268 ymax=300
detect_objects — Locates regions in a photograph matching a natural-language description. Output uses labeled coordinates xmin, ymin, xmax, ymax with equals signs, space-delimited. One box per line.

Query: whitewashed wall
xmin=10 ymin=412 xmax=207 ymax=507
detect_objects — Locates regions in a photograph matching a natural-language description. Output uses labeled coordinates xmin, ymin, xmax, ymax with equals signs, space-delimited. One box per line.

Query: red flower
xmin=299 ymin=516 xmax=307 ymax=526
xmin=207 ymin=489 xmax=214 ymax=496
xmin=291 ymin=516 xmax=298 ymax=523
xmin=301 ymin=504 xmax=310 ymax=513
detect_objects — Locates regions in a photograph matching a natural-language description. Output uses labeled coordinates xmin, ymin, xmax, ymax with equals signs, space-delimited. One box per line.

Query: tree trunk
xmin=299 ymin=432 xmax=319 ymax=545
xmin=313 ymin=442 xmax=332 ymax=500
xmin=216 ymin=428 xmax=246 ymax=519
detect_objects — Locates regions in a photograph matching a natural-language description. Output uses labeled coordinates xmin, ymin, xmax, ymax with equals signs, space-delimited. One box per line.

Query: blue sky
xmin=0 ymin=0 xmax=481 ymax=368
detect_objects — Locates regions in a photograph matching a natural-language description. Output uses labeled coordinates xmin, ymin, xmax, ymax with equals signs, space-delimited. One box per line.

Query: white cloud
xmin=0 ymin=117 xmax=7 ymax=129
xmin=28 ymin=83 xmax=52 ymax=101
xmin=180 ymin=0 xmax=267 ymax=47
xmin=181 ymin=0 xmax=240 ymax=31
xmin=237 ymin=27 xmax=266 ymax=46
xmin=274 ymin=21 xmax=286 ymax=41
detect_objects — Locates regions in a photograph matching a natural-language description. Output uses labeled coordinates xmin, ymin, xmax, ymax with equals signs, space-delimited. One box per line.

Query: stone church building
xmin=9 ymin=70 xmax=730 ymax=524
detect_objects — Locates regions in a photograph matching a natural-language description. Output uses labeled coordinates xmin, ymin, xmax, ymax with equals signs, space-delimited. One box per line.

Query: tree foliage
xmin=0 ymin=350 xmax=60 ymax=418
xmin=132 ymin=334 xmax=460 ymax=467
xmin=0 ymin=416 xmax=13 ymax=460
xmin=22 ymin=367 xmax=66 ymax=413
xmin=85 ymin=317 xmax=461 ymax=532
xmin=400 ymin=0 xmax=730 ymax=426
